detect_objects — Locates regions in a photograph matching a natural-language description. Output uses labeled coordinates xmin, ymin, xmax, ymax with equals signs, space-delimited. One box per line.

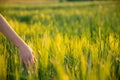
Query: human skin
xmin=0 ymin=14 xmax=36 ymax=71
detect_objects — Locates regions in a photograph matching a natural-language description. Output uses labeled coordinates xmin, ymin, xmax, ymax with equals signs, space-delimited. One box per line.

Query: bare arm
xmin=0 ymin=14 xmax=26 ymax=48
xmin=0 ymin=14 xmax=36 ymax=70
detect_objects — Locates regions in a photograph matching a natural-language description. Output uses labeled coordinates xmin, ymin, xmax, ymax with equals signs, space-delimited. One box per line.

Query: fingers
xmin=31 ymin=58 xmax=36 ymax=71
xmin=22 ymin=59 xmax=29 ymax=71
xmin=30 ymin=54 xmax=36 ymax=70
xmin=22 ymin=53 xmax=36 ymax=72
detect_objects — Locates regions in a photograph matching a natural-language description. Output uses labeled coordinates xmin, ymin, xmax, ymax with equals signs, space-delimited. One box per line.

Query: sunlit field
xmin=0 ymin=1 xmax=120 ymax=80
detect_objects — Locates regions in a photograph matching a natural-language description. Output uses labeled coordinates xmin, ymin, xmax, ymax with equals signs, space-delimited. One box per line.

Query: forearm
xmin=0 ymin=14 xmax=27 ymax=48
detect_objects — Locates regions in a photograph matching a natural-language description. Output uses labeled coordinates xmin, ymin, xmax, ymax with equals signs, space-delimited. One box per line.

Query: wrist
xmin=14 ymin=37 xmax=27 ymax=49
xmin=18 ymin=41 xmax=28 ymax=50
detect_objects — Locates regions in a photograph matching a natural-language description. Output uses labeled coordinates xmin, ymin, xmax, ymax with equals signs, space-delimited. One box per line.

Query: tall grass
xmin=0 ymin=1 xmax=120 ymax=80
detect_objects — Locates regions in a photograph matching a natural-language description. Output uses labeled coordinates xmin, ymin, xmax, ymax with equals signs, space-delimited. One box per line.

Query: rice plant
xmin=0 ymin=1 xmax=120 ymax=80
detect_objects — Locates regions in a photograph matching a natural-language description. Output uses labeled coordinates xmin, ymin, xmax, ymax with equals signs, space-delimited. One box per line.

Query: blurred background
xmin=0 ymin=0 xmax=120 ymax=80
xmin=0 ymin=0 xmax=116 ymax=3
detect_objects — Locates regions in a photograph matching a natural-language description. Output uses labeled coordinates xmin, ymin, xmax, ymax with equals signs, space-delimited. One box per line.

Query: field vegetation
xmin=0 ymin=1 xmax=120 ymax=80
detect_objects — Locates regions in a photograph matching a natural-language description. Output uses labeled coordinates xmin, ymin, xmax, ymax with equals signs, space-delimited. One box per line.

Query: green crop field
xmin=0 ymin=1 xmax=120 ymax=80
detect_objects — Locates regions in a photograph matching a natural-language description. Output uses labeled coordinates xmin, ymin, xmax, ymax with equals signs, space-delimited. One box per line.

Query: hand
xmin=0 ymin=14 xmax=36 ymax=72
xmin=18 ymin=44 xmax=36 ymax=71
